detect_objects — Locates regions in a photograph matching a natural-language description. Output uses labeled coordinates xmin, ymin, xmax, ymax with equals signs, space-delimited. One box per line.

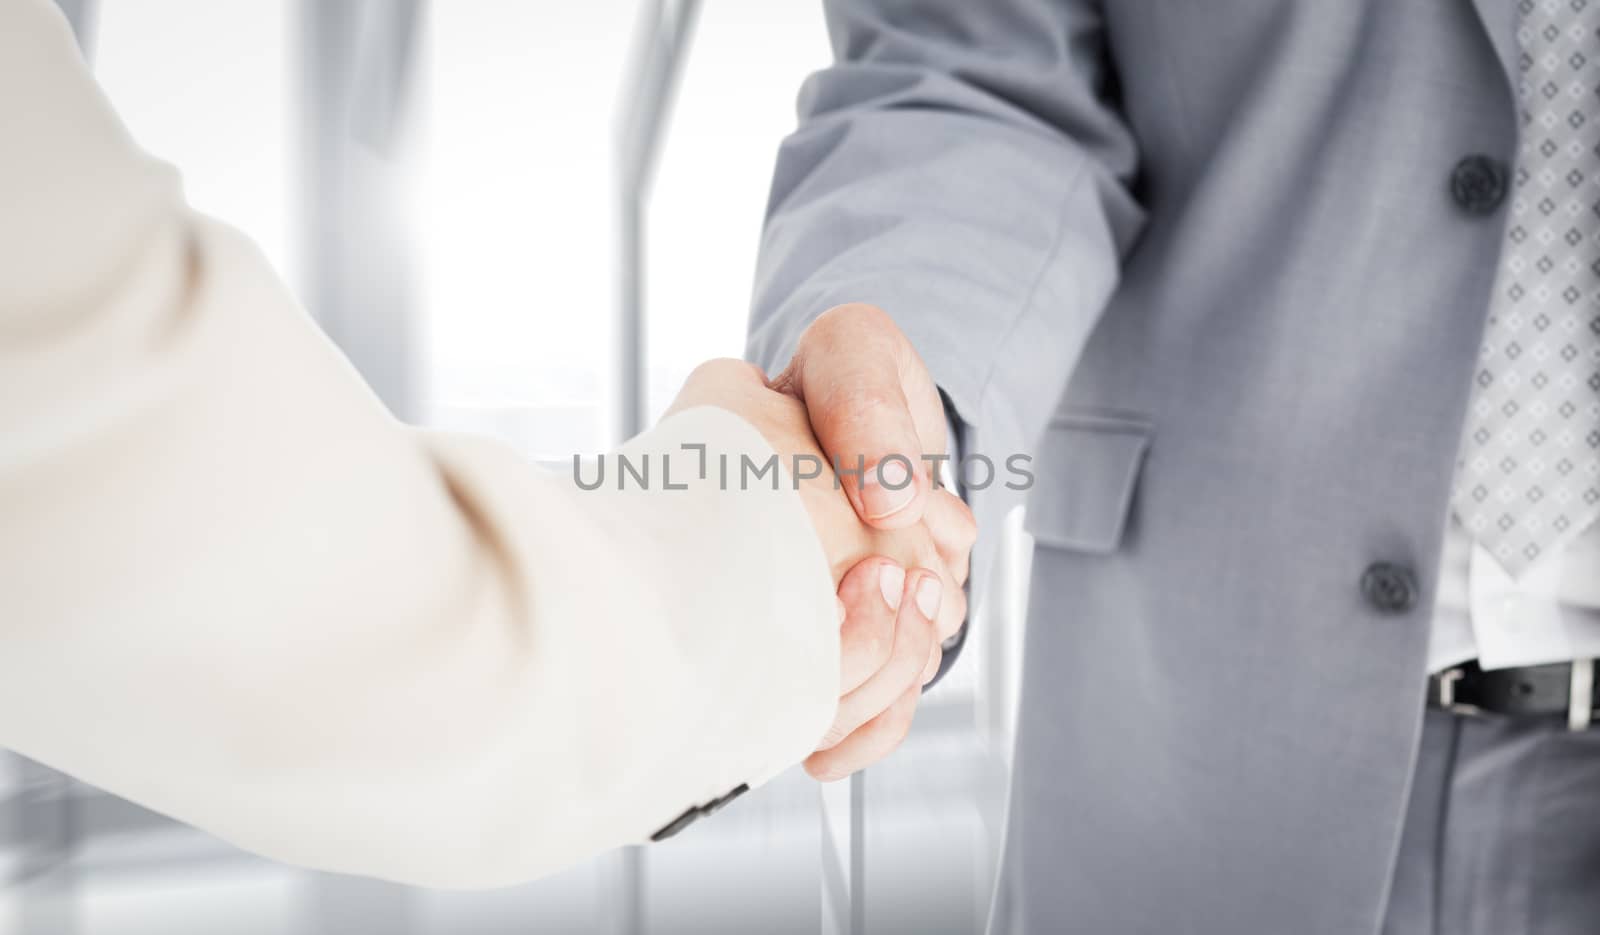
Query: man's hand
xmin=770 ymin=304 xmax=971 ymax=649
xmin=769 ymin=304 xmax=948 ymax=528
xmin=666 ymin=358 xmax=975 ymax=780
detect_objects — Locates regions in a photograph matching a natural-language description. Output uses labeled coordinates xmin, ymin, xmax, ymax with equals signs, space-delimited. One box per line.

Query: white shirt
xmin=1428 ymin=518 xmax=1600 ymax=673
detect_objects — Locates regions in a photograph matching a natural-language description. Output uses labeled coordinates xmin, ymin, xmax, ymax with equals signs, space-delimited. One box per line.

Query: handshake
xmin=667 ymin=304 xmax=976 ymax=781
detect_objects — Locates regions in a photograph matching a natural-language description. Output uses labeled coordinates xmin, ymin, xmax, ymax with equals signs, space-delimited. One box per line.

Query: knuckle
xmin=818 ymin=302 xmax=890 ymax=335
xmin=804 ymin=304 xmax=905 ymax=368
xmin=801 ymin=309 xmax=847 ymax=353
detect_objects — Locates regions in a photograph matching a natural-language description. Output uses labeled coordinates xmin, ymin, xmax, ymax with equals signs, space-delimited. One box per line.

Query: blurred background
xmin=0 ymin=2 xmax=1035 ymax=932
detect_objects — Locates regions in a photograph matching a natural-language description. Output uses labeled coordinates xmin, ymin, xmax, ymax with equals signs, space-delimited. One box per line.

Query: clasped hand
xmin=668 ymin=305 xmax=974 ymax=781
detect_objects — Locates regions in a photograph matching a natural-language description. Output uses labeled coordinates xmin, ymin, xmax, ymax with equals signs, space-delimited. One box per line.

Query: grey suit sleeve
xmin=748 ymin=0 xmax=1147 ymax=466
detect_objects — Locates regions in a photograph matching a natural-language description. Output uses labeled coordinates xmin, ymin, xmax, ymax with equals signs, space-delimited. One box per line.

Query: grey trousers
xmin=1381 ymin=708 xmax=1600 ymax=935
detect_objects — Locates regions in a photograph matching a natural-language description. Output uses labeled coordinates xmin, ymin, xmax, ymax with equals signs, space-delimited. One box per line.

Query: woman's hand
xmin=666 ymin=359 xmax=977 ymax=779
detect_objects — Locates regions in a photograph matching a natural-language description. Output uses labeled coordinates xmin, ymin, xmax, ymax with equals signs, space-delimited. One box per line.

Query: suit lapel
xmin=1468 ymin=0 xmax=1519 ymax=89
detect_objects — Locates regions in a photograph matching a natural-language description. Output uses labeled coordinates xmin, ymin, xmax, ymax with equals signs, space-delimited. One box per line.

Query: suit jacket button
xmin=1450 ymin=155 xmax=1508 ymax=214
xmin=1361 ymin=562 xmax=1418 ymax=614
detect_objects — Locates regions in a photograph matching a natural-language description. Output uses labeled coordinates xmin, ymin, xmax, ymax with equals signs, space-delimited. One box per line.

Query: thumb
xmin=773 ymin=305 xmax=940 ymax=530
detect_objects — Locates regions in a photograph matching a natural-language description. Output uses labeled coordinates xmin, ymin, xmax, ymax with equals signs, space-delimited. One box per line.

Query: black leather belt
xmin=1429 ymin=659 xmax=1597 ymax=730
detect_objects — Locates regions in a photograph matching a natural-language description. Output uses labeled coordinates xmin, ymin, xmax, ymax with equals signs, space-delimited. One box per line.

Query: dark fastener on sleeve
xmin=649 ymin=784 xmax=750 ymax=842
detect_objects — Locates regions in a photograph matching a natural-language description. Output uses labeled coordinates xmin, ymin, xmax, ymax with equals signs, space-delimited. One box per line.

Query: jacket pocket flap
xmin=1023 ymin=414 xmax=1152 ymax=555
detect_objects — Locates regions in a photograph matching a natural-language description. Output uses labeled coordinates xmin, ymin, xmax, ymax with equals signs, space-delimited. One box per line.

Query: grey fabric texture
xmin=1382 ymin=710 xmax=1600 ymax=935
xmin=746 ymin=1 xmax=1559 ymax=932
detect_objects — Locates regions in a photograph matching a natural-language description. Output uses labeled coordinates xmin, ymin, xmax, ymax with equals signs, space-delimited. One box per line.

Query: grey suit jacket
xmin=749 ymin=1 xmax=1522 ymax=931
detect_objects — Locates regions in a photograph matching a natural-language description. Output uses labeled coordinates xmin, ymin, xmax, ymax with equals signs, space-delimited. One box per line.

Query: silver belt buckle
xmin=1570 ymin=659 xmax=1594 ymax=732
xmin=1436 ymin=667 xmax=1483 ymax=717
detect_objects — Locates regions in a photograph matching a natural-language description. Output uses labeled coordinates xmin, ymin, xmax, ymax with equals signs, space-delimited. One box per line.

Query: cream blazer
xmin=0 ymin=0 xmax=837 ymax=888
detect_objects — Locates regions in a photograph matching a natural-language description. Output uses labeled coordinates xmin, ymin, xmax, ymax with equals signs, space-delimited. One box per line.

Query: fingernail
xmin=860 ymin=460 xmax=915 ymax=520
xmin=915 ymin=577 xmax=942 ymax=620
xmin=878 ymin=564 xmax=905 ymax=610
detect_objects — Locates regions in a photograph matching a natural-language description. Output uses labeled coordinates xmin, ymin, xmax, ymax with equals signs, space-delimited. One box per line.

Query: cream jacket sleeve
xmin=0 ymin=0 xmax=838 ymax=888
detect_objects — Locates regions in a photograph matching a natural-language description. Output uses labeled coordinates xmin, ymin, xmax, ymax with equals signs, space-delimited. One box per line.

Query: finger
xmin=805 ymin=682 xmax=921 ymax=782
xmin=934 ymin=577 xmax=967 ymax=645
xmin=920 ymin=639 xmax=943 ymax=686
xmin=775 ymin=305 xmax=943 ymax=531
xmin=836 ymin=557 xmax=904 ymax=694
xmin=815 ymin=568 xmax=940 ymax=751
xmin=922 ymin=489 xmax=977 ymax=586
xmin=905 ymin=530 xmax=966 ymax=644
xmin=665 ymin=358 xmax=768 ymax=418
